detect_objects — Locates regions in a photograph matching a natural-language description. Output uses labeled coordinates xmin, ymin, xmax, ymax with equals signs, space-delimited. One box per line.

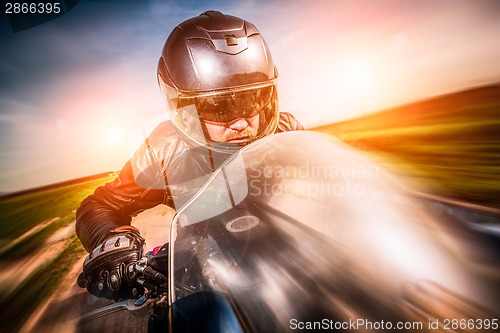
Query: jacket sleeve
xmin=75 ymin=160 xmax=168 ymax=252
xmin=277 ymin=112 xmax=304 ymax=132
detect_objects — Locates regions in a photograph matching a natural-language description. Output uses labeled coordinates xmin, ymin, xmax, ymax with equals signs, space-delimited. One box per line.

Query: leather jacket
xmin=76 ymin=112 xmax=303 ymax=252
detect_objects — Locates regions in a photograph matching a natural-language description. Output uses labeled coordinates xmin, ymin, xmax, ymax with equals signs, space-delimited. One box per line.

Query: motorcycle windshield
xmin=169 ymin=131 xmax=499 ymax=332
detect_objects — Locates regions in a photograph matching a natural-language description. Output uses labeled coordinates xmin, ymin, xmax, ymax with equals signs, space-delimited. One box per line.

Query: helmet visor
xmin=161 ymin=80 xmax=279 ymax=153
xmin=194 ymin=85 xmax=273 ymax=123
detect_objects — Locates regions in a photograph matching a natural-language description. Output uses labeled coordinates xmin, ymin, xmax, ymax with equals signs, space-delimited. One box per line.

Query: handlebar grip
xmin=143 ymin=267 xmax=168 ymax=284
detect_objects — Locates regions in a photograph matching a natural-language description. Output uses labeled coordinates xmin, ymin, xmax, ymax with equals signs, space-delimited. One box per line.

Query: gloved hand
xmin=77 ymin=226 xmax=145 ymax=301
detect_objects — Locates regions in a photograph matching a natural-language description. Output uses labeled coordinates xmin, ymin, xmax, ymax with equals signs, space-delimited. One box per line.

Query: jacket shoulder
xmin=130 ymin=120 xmax=186 ymax=190
xmin=144 ymin=120 xmax=179 ymax=148
xmin=277 ymin=112 xmax=304 ymax=132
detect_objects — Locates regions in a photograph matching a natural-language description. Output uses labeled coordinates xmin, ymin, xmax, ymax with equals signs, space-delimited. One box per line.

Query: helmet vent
xmin=225 ymin=35 xmax=238 ymax=46
xmin=206 ymin=31 xmax=248 ymax=54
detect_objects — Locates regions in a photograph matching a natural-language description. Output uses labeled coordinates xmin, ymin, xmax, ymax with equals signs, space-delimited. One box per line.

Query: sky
xmin=1 ymin=0 xmax=500 ymax=193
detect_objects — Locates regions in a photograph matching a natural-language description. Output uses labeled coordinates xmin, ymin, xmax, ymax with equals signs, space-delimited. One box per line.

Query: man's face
xmin=203 ymin=114 xmax=260 ymax=143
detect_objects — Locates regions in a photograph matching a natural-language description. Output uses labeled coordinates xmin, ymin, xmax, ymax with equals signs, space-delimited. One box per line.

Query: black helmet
xmin=157 ymin=11 xmax=279 ymax=153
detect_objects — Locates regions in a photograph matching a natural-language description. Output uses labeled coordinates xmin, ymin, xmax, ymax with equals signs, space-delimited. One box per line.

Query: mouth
xmin=228 ymin=136 xmax=251 ymax=143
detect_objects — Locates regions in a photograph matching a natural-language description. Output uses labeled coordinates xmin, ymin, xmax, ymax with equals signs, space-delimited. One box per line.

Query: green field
xmin=0 ymin=175 xmax=116 ymax=255
xmin=313 ymin=83 xmax=500 ymax=207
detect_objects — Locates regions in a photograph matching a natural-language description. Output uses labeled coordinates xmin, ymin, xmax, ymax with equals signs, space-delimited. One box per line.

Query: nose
xmin=229 ymin=118 xmax=249 ymax=131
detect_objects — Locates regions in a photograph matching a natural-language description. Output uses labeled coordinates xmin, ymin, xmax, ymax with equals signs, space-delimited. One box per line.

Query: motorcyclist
xmin=76 ymin=10 xmax=303 ymax=301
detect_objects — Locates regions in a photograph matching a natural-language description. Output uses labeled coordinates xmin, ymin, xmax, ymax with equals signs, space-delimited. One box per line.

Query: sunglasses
xmin=188 ymin=86 xmax=274 ymax=123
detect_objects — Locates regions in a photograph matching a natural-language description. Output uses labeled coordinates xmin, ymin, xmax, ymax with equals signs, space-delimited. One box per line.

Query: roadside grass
xmin=0 ymin=175 xmax=116 ymax=252
xmin=1 ymin=235 xmax=86 ymax=333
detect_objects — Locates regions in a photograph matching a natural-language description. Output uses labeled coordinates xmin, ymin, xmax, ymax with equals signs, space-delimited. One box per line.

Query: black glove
xmin=77 ymin=226 xmax=145 ymax=300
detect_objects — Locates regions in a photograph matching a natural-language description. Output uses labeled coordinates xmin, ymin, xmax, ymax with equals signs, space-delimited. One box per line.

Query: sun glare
xmin=106 ymin=127 xmax=124 ymax=145
xmin=342 ymin=64 xmax=374 ymax=94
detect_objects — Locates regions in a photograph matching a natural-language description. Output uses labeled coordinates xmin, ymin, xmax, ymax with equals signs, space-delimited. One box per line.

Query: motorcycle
xmin=78 ymin=131 xmax=499 ymax=332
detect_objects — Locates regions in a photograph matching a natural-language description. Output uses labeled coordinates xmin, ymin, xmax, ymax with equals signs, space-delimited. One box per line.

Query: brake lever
xmin=76 ymin=296 xmax=154 ymax=326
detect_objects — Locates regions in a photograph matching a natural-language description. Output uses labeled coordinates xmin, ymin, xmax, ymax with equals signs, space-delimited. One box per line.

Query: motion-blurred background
xmin=1 ymin=0 xmax=499 ymax=332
